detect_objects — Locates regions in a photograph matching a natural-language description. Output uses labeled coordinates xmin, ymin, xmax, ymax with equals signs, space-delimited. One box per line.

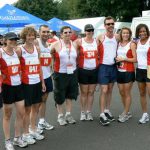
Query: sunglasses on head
xmin=63 ymin=31 xmax=72 ymax=34
xmin=85 ymin=29 xmax=94 ymax=32
xmin=105 ymin=23 xmax=114 ymax=26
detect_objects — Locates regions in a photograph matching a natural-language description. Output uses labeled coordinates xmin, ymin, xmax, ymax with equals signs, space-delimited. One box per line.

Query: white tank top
xmin=54 ymin=40 xmax=77 ymax=73
xmin=78 ymin=38 xmax=99 ymax=69
xmin=100 ymin=35 xmax=117 ymax=65
xmin=117 ymin=42 xmax=131 ymax=72
xmin=0 ymin=48 xmax=21 ymax=86
xmin=38 ymin=38 xmax=52 ymax=79
xmin=20 ymin=45 xmax=41 ymax=84
xmin=137 ymin=38 xmax=150 ymax=69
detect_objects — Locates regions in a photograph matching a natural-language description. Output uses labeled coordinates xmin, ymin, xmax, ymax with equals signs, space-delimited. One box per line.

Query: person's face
xmin=61 ymin=28 xmax=72 ymax=40
xmin=85 ymin=29 xmax=94 ymax=37
xmin=121 ymin=29 xmax=130 ymax=41
xmin=25 ymin=32 xmax=36 ymax=44
xmin=104 ymin=19 xmax=115 ymax=32
xmin=39 ymin=26 xmax=50 ymax=41
xmin=138 ymin=27 xmax=148 ymax=40
xmin=6 ymin=39 xmax=17 ymax=48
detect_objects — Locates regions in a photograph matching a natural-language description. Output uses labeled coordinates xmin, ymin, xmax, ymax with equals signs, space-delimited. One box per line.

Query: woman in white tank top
xmin=116 ymin=27 xmax=137 ymax=123
xmin=135 ymin=24 xmax=150 ymax=124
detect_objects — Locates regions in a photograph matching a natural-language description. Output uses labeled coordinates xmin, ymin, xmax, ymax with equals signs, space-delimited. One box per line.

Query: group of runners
xmin=0 ymin=16 xmax=150 ymax=150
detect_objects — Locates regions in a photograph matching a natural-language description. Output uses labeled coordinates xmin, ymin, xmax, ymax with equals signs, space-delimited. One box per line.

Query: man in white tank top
xmin=50 ymin=26 xmax=78 ymax=126
xmin=97 ymin=16 xmax=118 ymax=126
xmin=35 ymin=25 xmax=54 ymax=130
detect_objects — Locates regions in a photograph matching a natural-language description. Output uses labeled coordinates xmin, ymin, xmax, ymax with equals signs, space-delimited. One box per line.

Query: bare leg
xmin=105 ymin=83 xmax=114 ymax=110
xmin=124 ymin=82 xmax=133 ymax=114
xmin=87 ymin=84 xmax=97 ymax=112
xmin=14 ymin=100 xmax=25 ymax=137
xmin=23 ymin=106 xmax=31 ymax=134
xmin=3 ymin=104 xmax=13 ymax=140
xmin=79 ymin=84 xmax=88 ymax=112
xmin=66 ymin=99 xmax=72 ymax=113
xmin=118 ymin=83 xmax=126 ymax=108
xmin=39 ymin=93 xmax=48 ymax=119
xmin=99 ymin=84 xmax=108 ymax=113
xmin=138 ymin=82 xmax=147 ymax=113
xmin=30 ymin=103 xmax=40 ymax=131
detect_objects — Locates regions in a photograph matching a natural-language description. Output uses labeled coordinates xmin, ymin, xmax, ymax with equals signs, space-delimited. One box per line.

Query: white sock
xmin=87 ymin=110 xmax=91 ymax=113
xmin=39 ymin=118 xmax=45 ymax=123
xmin=65 ymin=112 xmax=71 ymax=116
xmin=100 ymin=112 xmax=105 ymax=117
xmin=143 ymin=112 xmax=148 ymax=116
xmin=58 ymin=113 xmax=63 ymax=118
xmin=104 ymin=109 xmax=109 ymax=113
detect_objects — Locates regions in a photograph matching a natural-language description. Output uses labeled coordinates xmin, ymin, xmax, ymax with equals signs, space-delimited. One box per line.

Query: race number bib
xmin=8 ymin=64 xmax=21 ymax=76
xmin=25 ymin=59 xmax=40 ymax=75
xmin=40 ymin=53 xmax=52 ymax=66
xmin=84 ymin=51 xmax=96 ymax=59
xmin=67 ymin=64 xmax=73 ymax=74
xmin=7 ymin=59 xmax=21 ymax=76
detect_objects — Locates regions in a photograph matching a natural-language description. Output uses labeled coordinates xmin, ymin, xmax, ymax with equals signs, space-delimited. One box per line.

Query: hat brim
xmin=7 ymin=37 xmax=19 ymax=40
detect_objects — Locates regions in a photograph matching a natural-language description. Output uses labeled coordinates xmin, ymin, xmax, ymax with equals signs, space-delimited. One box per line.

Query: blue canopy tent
xmin=0 ymin=4 xmax=48 ymax=32
xmin=47 ymin=17 xmax=81 ymax=32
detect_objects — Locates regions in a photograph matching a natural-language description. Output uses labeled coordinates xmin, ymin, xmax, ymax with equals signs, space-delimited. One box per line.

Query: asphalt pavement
xmin=0 ymin=83 xmax=150 ymax=150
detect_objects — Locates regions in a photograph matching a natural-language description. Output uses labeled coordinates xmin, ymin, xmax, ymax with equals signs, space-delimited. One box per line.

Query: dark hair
xmin=51 ymin=31 xmax=57 ymax=35
xmin=120 ymin=27 xmax=132 ymax=42
xmin=20 ymin=27 xmax=37 ymax=42
xmin=104 ymin=16 xmax=115 ymax=25
xmin=135 ymin=24 xmax=149 ymax=38
xmin=60 ymin=26 xmax=71 ymax=33
xmin=39 ymin=25 xmax=49 ymax=31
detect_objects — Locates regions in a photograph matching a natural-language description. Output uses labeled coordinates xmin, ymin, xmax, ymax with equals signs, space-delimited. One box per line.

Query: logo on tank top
xmin=29 ymin=66 xmax=39 ymax=73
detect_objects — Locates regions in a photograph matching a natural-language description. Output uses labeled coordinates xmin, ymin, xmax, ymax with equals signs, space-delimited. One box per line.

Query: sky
xmin=0 ymin=0 xmax=18 ymax=8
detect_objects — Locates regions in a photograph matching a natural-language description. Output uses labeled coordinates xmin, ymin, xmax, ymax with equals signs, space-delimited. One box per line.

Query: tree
xmin=14 ymin=0 xmax=150 ymax=22
xmin=14 ymin=0 xmax=58 ymax=20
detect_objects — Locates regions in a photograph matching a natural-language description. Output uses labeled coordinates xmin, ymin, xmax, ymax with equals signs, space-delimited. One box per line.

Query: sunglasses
xmin=85 ymin=29 xmax=94 ymax=32
xmin=42 ymin=31 xmax=50 ymax=33
xmin=105 ymin=23 xmax=114 ymax=26
xmin=63 ymin=31 xmax=72 ymax=34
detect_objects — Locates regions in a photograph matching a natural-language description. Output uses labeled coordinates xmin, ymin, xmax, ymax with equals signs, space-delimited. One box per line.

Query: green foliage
xmin=14 ymin=0 xmax=150 ymax=22
xmin=14 ymin=0 xmax=58 ymax=20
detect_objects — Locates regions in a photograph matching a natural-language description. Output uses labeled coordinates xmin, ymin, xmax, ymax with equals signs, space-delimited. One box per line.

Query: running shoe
xmin=118 ymin=113 xmax=129 ymax=123
xmin=86 ymin=112 xmax=93 ymax=121
xmin=22 ymin=134 xmax=36 ymax=145
xmin=139 ymin=113 xmax=149 ymax=124
xmin=5 ymin=140 xmax=15 ymax=150
xmin=29 ymin=125 xmax=43 ymax=134
xmin=104 ymin=111 xmax=115 ymax=121
xmin=57 ymin=115 xmax=67 ymax=126
xmin=99 ymin=114 xmax=110 ymax=126
xmin=29 ymin=129 xmax=44 ymax=140
xmin=65 ymin=114 xmax=76 ymax=124
xmin=80 ymin=111 xmax=86 ymax=121
xmin=13 ymin=136 xmax=28 ymax=148
xmin=38 ymin=121 xmax=54 ymax=130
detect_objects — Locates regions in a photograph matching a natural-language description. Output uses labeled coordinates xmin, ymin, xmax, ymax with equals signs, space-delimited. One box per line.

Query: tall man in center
xmin=97 ymin=16 xmax=118 ymax=126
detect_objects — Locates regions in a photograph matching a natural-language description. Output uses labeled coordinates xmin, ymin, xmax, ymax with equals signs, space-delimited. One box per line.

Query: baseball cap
xmin=4 ymin=32 xmax=19 ymax=40
xmin=84 ymin=24 xmax=94 ymax=31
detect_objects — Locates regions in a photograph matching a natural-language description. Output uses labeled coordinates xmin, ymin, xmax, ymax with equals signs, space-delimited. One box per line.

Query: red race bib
xmin=7 ymin=64 xmax=21 ymax=76
xmin=25 ymin=64 xmax=40 ymax=75
xmin=40 ymin=53 xmax=52 ymax=66
xmin=84 ymin=51 xmax=97 ymax=59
